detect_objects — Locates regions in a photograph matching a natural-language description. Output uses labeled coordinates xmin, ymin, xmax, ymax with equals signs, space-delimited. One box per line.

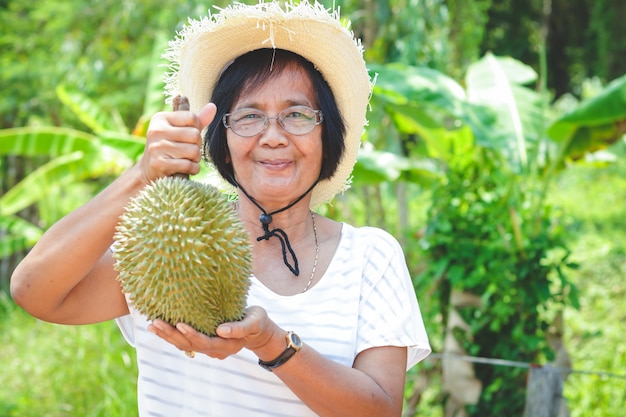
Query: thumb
xmin=197 ymin=102 xmax=217 ymax=130
xmin=215 ymin=306 xmax=267 ymax=340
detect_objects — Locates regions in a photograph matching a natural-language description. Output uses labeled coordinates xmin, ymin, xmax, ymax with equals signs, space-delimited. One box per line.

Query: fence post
xmin=523 ymin=364 xmax=568 ymax=417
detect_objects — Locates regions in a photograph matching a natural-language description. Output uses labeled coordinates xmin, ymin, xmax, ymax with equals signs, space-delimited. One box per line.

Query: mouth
xmin=259 ymin=159 xmax=293 ymax=170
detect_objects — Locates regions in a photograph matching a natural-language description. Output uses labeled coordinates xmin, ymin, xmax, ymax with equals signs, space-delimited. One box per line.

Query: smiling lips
xmin=259 ymin=159 xmax=293 ymax=170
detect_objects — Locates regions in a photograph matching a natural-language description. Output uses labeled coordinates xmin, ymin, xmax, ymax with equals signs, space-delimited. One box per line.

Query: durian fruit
xmin=112 ymin=176 xmax=251 ymax=336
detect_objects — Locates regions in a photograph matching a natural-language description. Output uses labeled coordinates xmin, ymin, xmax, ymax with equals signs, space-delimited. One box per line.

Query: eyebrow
xmin=234 ymin=98 xmax=315 ymax=111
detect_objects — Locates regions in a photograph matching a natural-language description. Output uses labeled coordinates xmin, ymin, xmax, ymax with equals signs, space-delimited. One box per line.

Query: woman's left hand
xmin=148 ymin=306 xmax=281 ymax=359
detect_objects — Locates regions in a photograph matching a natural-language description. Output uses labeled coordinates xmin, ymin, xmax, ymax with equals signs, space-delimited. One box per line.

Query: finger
xmin=216 ymin=306 xmax=267 ymax=339
xmin=149 ymin=319 xmax=195 ymax=351
xmin=197 ymin=102 xmax=217 ymax=130
xmin=172 ymin=96 xmax=214 ymax=131
xmin=143 ymin=138 xmax=201 ymax=177
xmin=148 ymin=131 xmax=202 ymax=159
xmin=165 ymin=111 xmax=207 ymax=132
xmin=147 ymin=127 xmax=202 ymax=151
xmin=175 ymin=323 xmax=220 ymax=348
xmin=146 ymin=113 xmax=202 ymax=146
xmin=176 ymin=322 xmax=245 ymax=359
xmin=165 ymin=103 xmax=216 ymax=132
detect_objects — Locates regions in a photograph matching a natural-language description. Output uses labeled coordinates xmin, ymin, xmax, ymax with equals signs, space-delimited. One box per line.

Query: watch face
xmin=288 ymin=332 xmax=302 ymax=349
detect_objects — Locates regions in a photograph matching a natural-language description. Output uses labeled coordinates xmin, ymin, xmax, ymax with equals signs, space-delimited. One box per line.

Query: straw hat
xmin=163 ymin=0 xmax=372 ymax=207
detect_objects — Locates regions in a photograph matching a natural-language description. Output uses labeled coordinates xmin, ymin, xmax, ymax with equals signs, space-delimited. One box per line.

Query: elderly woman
xmin=11 ymin=2 xmax=430 ymax=416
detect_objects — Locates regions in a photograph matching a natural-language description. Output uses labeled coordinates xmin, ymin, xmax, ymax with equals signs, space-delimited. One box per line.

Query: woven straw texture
xmin=163 ymin=1 xmax=372 ymax=207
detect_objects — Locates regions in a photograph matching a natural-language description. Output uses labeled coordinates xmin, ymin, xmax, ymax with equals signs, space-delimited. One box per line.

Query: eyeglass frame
xmin=222 ymin=105 xmax=324 ymax=137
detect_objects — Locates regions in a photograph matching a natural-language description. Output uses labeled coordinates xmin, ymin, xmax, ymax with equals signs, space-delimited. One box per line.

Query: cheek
xmin=310 ymin=138 xmax=324 ymax=167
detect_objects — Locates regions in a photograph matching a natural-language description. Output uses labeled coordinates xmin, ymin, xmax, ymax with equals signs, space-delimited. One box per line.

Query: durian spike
xmin=112 ymin=96 xmax=252 ymax=336
xmin=113 ymin=177 xmax=252 ymax=336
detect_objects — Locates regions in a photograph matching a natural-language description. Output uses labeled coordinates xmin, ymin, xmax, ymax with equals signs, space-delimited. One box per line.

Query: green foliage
xmin=0 ymin=0 xmax=227 ymax=129
xmin=422 ymin=152 xmax=576 ymax=414
xmin=590 ymin=0 xmax=626 ymax=82
xmin=365 ymin=54 xmax=624 ymax=416
xmin=1 ymin=1 xmax=625 ymax=415
xmin=548 ymin=142 xmax=626 ymax=416
xmin=0 ymin=124 xmax=144 ymax=258
xmin=0 ymin=292 xmax=137 ymax=417
xmin=369 ymin=62 xmax=495 ymax=155
xmin=548 ymin=73 xmax=626 ymax=161
xmin=445 ymin=0 xmax=492 ymax=80
xmin=0 ymin=11 xmax=169 ymax=259
xmin=347 ymin=0 xmax=451 ymax=71
xmin=479 ymin=0 xmax=626 ymax=98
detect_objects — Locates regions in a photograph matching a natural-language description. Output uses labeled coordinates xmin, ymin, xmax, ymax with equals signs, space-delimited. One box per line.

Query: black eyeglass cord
xmin=235 ymin=178 xmax=319 ymax=276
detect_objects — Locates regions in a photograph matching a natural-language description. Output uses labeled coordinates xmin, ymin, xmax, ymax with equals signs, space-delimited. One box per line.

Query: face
xmin=226 ymin=64 xmax=323 ymax=208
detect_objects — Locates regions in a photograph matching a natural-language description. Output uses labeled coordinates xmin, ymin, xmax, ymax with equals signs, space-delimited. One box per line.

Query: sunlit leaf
xmin=466 ymin=53 xmax=540 ymax=171
xmin=353 ymin=149 xmax=408 ymax=183
xmin=370 ymin=62 xmax=500 ymax=159
xmin=352 ymin=148 xmax=443 ymax=187
xmin=0 ymin=216 xmax=43 ymax=258
xmin=0 ymin=127 xmax=100 ymax=157
xmin=0 ymin=151 xmax=112 ymax=216
xmin=56 ymin=85 xmax=128 ymax=134
xmin=99 ymin=131 xmax=146 ymax=161
xmin=547 ymin=74 xmax=626 ymax=159
xmin=142 ymin=31 xmax=170 ymax=117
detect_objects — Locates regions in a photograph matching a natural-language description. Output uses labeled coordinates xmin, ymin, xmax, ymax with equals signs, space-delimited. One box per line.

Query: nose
xmin=258 ymin=117 xmax=288 ymax=146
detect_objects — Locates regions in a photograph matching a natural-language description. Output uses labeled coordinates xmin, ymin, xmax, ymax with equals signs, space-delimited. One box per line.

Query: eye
xmin=283 ymin=106 xmax=315 ymax=120
xmin=285 ymin=111 xmax=305 ymax=119
xmin=232 ymin=109 xmax=264 ymax=123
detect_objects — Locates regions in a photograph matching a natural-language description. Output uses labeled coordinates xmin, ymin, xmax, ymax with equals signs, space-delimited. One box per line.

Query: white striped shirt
xmin=116 ymin=223 xmax=430 ymax=416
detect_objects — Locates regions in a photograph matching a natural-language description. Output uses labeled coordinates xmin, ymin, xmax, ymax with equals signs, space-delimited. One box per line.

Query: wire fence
xmin=429 ymin=353 xmax=626 ymax=380
xmin=422 ymin=352 xmax=626 ymax=417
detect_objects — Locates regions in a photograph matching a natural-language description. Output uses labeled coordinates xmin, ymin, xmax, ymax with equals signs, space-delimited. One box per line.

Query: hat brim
xmin=164 ymin=1 xmax=372 ymax=207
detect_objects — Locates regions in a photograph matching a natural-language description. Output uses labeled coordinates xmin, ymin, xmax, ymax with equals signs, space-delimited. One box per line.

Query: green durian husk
xmin=112 ymin=176 xmax=251 ymax=336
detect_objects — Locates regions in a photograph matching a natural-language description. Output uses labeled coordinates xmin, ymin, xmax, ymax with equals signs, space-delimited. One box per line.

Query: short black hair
xmin=203 ymin=48 xmax=345 ymax=186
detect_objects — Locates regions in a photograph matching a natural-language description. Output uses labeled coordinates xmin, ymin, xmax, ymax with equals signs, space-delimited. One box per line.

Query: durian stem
xmin=172 ymin=95 xmax=191 ymax=180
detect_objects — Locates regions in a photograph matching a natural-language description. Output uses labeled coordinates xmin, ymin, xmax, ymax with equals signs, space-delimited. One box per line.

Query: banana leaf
xmin=1 ymin=152 xmax=93 ymax=216
xmin=0 ymin=126 xmax=100 ymax=157
xmin=353 ymin=148 xmax=442 ymax=187
xmin=56 ymin=85 xmax=128 ymax=134
xmin=0 ymin=215 xmax=43 ymax=258
xmin=370 ymin=62 xmax=498 ymax=164
xmin=465 ymin=52 xmax=550 ymax=173
xmin=547 ymin=73 xmax=626 ymax=160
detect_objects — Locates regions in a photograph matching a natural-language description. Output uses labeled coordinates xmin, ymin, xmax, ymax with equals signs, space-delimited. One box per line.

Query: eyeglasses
xmin=223 ymin=105 xmax=324 ymax=137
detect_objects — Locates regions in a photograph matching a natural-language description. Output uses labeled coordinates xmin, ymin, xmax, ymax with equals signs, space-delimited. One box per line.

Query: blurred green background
xmin=1 ymin=0 xmax=625 ymax=416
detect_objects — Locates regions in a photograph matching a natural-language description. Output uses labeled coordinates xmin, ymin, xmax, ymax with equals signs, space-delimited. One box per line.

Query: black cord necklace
xmin=235 ymin=179 xmax=319 ymax=276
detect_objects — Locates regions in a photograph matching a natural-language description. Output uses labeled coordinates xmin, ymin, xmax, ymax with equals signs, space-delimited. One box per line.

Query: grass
xmin=0 ymin=292 xmax=137 ymax=417
xmin=1 ymin=144 xmax=625 ymax=416
xmin=549 ymin=142 xmax=626 ymax=416
xmin=404 ymin=142 xmax=626 ymax=416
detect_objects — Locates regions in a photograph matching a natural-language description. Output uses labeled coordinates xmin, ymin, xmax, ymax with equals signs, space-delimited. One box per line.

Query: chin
xmin=263 ymin=184 xmax=308 ymax=203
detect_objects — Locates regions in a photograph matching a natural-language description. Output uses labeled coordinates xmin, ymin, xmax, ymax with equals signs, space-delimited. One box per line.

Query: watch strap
xmin=258 ymin=331 xmax=301 ymax=371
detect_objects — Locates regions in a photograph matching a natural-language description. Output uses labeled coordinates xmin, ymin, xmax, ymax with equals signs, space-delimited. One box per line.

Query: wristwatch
xmin=258 ymin=331 xmax=302 ymax=371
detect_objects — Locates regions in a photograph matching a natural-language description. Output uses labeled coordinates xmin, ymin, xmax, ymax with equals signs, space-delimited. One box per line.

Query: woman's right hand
xmin=138 ymin=102 xmax=216 ymax=184
xmin=10 ymin=102 xmax=217 ymax=325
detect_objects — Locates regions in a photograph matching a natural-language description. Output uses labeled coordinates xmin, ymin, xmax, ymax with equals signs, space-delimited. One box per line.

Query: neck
xmin=236 ymin=179 xmax=317 ymax=216
xmin=233 ymin=179 xmax=318 ymax=276
xmin=236 ymin=196 xmax=310 ymax=238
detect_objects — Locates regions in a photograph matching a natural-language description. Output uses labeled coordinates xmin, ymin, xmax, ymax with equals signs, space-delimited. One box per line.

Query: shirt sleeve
xmin=115 ymin=314 xmax=136 ymax=347
xmin=111 ymin=244 xmax=137 ymax=348
xmin=356 ymin=227 xmax=431 ymax=370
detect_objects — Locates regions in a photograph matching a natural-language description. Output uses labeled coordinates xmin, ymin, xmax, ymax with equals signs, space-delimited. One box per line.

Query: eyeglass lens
xmin=223 ymin=105 xmax=323 ymax=137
